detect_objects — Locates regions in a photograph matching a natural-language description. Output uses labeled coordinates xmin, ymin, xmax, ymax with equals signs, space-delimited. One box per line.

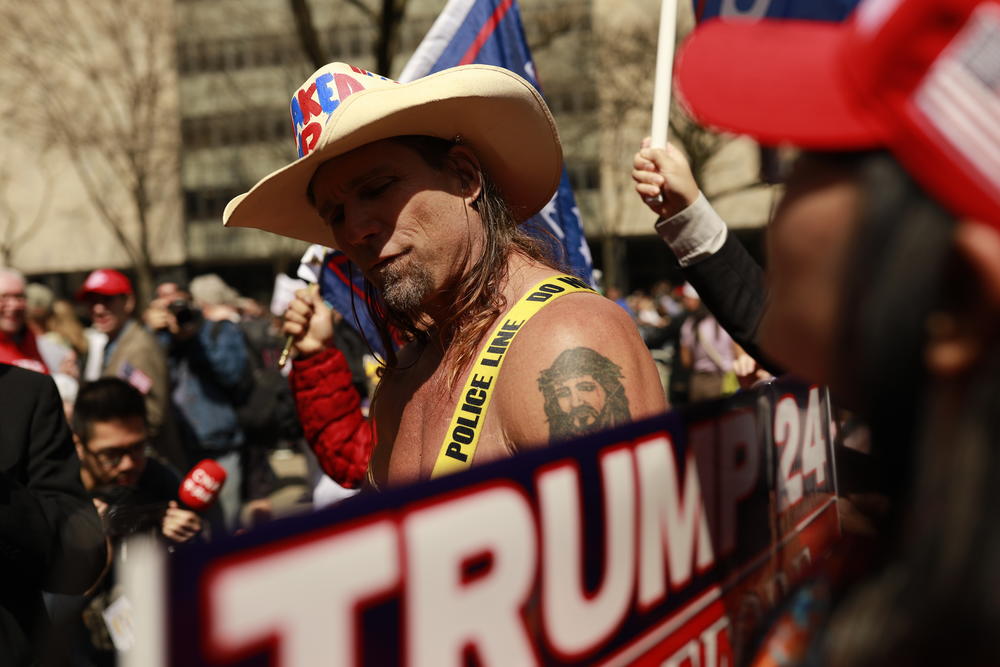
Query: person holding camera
xmin=145 ymin=278 xmax=249 ymax=531
xmin=77 ymin=269 xmax=186 ymax=472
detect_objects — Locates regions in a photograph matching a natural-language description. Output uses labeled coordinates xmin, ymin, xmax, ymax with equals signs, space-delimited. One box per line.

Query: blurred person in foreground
xmin=145 ymin=278 xmax=249 ymax=529
xmin=77 ymin=269 xmax=184 ymax=471
xmin=0 ymin=363 xmax=106 ymax=666
xmin=0 ymin=268 xmax=47 ymax=373
xmin=634 ymin=0 xmax=1000 ymax=663
xmin=235 ymin=61 xmax=664 ymax=489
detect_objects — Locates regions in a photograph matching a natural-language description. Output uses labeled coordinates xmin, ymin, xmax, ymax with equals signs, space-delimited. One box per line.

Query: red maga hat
xmin=676 ymin=0 xmax=1000 ymax=228
xmin=76 ymin=269 xmax=133 ymax=300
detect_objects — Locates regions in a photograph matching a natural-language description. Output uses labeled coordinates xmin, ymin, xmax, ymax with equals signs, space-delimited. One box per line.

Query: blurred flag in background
xmin=312 ymin=0 xmax=601 ymax=357
xmin=400 ymin=0 xmax=594 ymax=287
xmin=694 ymin=0 xmax=861 ymax=23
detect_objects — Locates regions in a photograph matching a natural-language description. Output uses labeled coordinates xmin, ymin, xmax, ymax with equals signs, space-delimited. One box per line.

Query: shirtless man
xmin=225 ymin=62 xmax=665 ymax=488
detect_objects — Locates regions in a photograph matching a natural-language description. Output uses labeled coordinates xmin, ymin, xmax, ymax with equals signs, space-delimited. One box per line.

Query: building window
xmin=182 ymin=108 xmax=297 ymax=150
xmin=568 ymin=162 xmax=599 ymax=191
xmin=184 ymin=187 xmax=248 ymax=222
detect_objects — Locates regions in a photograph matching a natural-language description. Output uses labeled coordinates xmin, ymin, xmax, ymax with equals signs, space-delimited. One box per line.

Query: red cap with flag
xmin=675 ymin=0 xmax=1000 ymax=229
xmin=76 ymin=269 xmax=134 ymax=300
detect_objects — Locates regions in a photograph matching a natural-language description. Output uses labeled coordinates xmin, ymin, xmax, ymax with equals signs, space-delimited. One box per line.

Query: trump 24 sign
xmin=124 ymin=378 xmax=839 ymax=666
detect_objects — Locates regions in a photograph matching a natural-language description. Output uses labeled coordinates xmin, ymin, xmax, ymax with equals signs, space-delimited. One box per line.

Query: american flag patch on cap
xmin=915 ymin=4 xmax=1000 ymax=197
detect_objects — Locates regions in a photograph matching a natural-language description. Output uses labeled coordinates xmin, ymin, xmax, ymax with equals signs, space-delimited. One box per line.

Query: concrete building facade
xmin=1 ymin=0 xmax=776 ymax=299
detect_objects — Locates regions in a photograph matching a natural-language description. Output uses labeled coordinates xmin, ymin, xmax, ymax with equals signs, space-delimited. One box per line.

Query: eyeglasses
xmin=86 ymin=441 xmax=148 ymax=468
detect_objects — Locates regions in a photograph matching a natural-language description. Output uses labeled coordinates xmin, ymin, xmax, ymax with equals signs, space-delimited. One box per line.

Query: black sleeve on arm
xmin=0 ymin=367 xmax=106 ymax=594
xmin=679 ymin=233 xmax=785 ymax=375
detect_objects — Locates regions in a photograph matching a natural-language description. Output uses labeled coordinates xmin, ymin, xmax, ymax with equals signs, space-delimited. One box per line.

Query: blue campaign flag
xmin=312 ymin=0 xmax=595 ymax=358
xmin=399 ymin=0 xmax=595 ymax=286
xmin=694 ymin=0 xmax=861 ymax=22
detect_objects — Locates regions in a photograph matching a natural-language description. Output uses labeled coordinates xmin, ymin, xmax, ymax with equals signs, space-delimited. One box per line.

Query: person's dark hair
xmin=73 ymin=378 xmax=148 ymax=444
xmin=538 ymin=347 xmax=625 ymax=394
xmin=816 ymin=150 xmax=953 ymax=518
xmin=817 ymin=150 xmax=1000 ymax=664
xmin=357 ymin=135 xmax=565 ymax=388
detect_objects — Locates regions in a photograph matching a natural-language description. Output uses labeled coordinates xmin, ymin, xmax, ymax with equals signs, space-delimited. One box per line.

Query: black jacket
xmin=679 ymin=233 xmax=784 ymax=374
xmin=0 ymin=364 xmax=106 ymax=666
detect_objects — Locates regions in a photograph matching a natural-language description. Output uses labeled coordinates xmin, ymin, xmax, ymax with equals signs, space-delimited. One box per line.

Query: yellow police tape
xmin=431 ymin=274 xmax=595 ymax=478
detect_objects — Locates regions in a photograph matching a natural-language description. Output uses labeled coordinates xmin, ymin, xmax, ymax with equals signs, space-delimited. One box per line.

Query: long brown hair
xmin=364 ymin=135 xmax=563 ymax=389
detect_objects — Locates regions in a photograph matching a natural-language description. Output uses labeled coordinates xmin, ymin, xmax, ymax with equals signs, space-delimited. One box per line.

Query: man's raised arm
xmin=633 ymin=139 xmax=779 ymax=372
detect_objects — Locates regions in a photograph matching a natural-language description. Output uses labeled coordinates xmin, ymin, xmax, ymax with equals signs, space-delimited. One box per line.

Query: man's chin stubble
xmin=378 ymin=260 xmax=434 ymax=314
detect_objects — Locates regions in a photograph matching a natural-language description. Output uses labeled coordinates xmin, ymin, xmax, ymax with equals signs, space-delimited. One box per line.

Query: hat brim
xmin=676 ymin=19 xmax=884 ymax=149
xmin=75 ymin=286 xmax=130 ymax=301
xmin=223 ymin=65 xmax=562 ymax=248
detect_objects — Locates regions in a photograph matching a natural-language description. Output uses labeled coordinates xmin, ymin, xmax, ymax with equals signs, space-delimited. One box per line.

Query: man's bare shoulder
xmin=495 ymin=290 xmax=666 ymax=449
xmin=527 ymin=290 xmax=643 ymax=342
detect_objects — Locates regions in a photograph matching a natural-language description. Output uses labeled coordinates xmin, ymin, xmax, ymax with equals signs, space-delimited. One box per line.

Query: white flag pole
xmin=651 ymin=0 xmax=678 ymax=149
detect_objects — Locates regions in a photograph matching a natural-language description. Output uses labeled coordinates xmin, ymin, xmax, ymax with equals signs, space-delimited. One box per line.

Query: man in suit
xmin=0 ymin=363 xmax=107 ymax=665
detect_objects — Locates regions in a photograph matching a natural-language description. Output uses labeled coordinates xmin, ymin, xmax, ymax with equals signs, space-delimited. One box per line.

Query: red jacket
xmin=0 ymin=329 xmax=48 ymax=374
xmin=290 ymin=347 xmax=373 ymax=488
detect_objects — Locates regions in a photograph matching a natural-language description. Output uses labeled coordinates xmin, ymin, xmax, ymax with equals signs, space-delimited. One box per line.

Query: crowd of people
xmin=607 ymin=280 xmax=763 ymax=405
xmin=1 ymin=265 xmax=310 ymax=521
xmin=1 ymin=266 xmax=316 ymax=663
xmin=3 ymin=0 xmax=998 ymax=663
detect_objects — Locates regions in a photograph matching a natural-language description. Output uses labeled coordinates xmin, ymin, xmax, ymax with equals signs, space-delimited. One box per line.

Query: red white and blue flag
xmin=400 ymin=0 xmax=594 ymax=287
xmin=315 ymin=0 xmax=596 ymax=359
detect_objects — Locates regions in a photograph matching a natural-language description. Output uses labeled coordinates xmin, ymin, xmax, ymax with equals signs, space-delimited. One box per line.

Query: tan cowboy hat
xmin=223 ymin=62 xmax=563 ymax=247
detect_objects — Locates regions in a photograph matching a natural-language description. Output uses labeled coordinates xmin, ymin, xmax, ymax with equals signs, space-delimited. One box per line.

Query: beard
xmin=374 ymin=255 xmax=434 ymax=315
xmin=568 ymin=404 xmax=601 ymax=431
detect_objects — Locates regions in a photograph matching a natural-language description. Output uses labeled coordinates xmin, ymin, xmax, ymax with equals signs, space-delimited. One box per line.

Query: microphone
xmin=178 ymin=459 xmax=227 ymax=512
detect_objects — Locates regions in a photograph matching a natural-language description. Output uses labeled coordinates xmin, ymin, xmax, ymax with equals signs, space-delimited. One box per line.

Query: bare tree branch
xmin=288 ymin=0 xmax=328 ymax=69
xmin=375 ymin=0 xmax=408 ymax=75
xmin=525 ymin=2 xmax=588 ymax=52
xmin=0 ymin=0 xmax=180 ymax=302
xmin=343 ymin=0 xmax=377 ymax=22
xmin=0 ymin=156 xmax=54 ymax=267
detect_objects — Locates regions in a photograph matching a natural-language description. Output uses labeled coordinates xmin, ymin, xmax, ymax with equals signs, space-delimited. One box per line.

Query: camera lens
xmin=168 ymin=300 xmax=195 ymax=326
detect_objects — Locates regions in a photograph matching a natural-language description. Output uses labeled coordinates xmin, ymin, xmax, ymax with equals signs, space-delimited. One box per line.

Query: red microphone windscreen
xmin=178 ymin=459 xmax=227 ymax=511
